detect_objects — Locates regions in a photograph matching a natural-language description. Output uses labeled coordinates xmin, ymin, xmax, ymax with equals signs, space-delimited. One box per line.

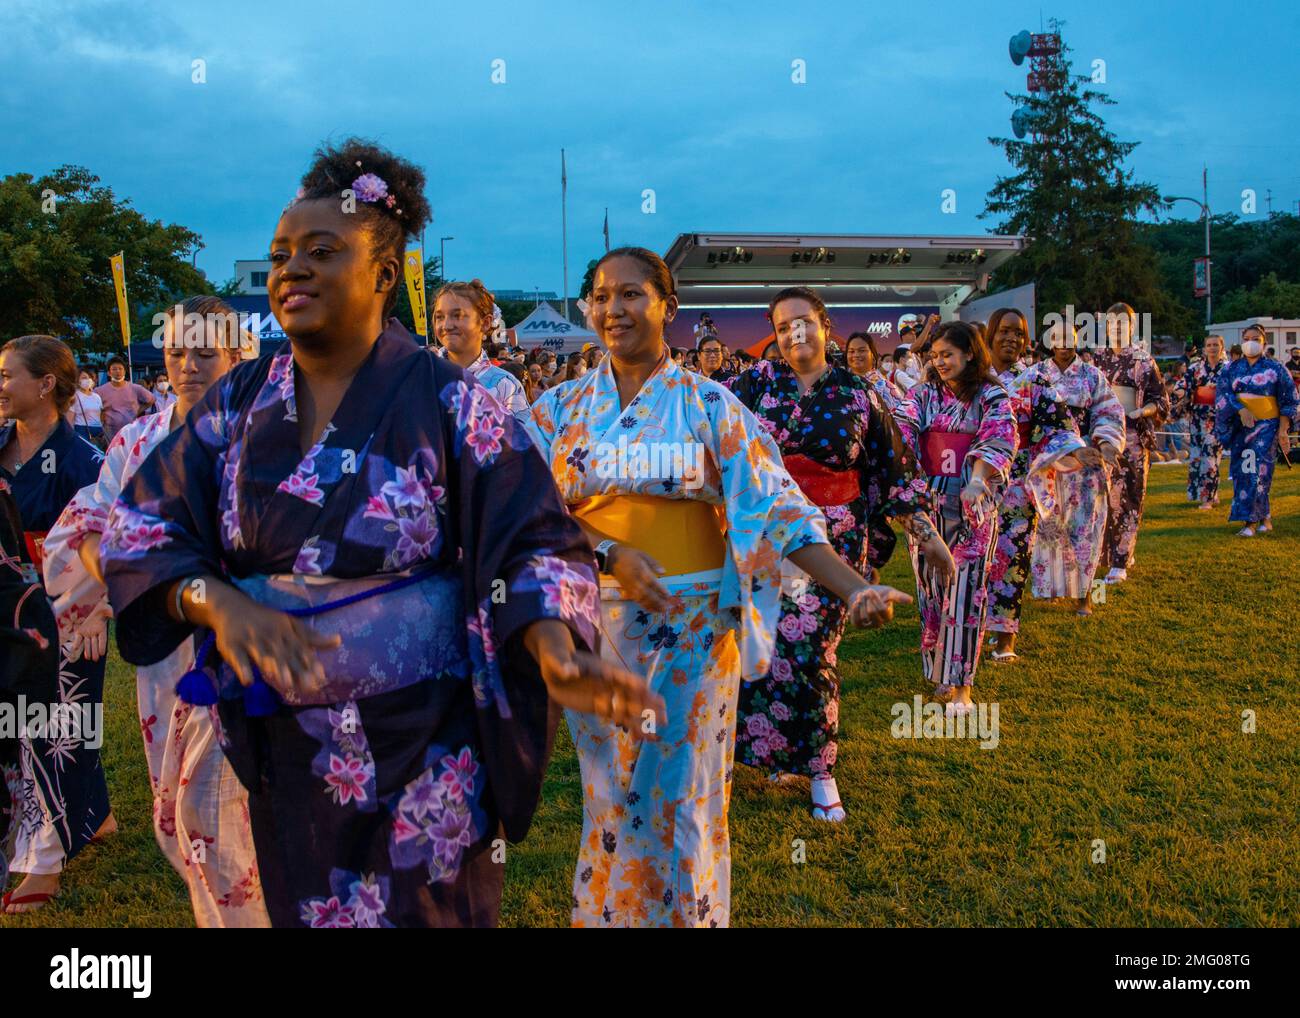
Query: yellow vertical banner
xmin=110 ymin=251 xmax=131 ymax=346
xmin=404 ymin=248 xmax=427 ymax=337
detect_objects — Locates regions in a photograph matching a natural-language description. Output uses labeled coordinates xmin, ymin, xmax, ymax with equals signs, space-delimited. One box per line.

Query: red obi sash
xmin=22 ymin=530 xmax=47 ymax=586
xmin=784 ymin=454 xmax=861 ymax=506
xmin=1017 ymin=418 xmax=1031 ymax=447
xmin=1193 ymin=384 xmax=1215 ymax=406
xmin=920 ymin=431 xmax=974 ymax=477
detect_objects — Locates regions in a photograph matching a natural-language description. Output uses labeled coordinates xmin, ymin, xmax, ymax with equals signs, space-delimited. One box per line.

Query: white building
xmin=1208 ymin=316 xmax=1300 ymax=360
xmin=234 ymin=259 xmax=272 ymax=295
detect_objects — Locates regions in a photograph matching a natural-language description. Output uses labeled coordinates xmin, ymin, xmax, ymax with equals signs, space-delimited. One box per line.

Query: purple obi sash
xmin=178 ymin=566 xmax=468 ymax=713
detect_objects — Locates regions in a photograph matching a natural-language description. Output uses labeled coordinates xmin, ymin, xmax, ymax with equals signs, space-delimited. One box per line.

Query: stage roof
xmin=663 ymin=232 xmax=1028 ymax=313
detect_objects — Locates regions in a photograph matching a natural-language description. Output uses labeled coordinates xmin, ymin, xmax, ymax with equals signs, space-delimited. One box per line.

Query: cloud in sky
xmin=3 ymin=0 xmax=1297 ymax=293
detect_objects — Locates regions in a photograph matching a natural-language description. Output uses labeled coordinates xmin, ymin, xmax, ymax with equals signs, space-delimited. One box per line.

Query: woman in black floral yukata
xmin=728 ymin=288 xmax=953 ymax=821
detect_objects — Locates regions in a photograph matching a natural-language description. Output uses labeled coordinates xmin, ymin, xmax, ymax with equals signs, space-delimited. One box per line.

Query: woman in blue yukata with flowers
xmin=1214 ymin=323 xmax=1297 ymax=536
xmin=101 ymin=139 xmax=660 ymax=928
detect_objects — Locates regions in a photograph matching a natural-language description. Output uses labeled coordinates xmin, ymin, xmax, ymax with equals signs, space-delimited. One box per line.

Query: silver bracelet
xmin=173 ymin=575 xmax=200 ymax=623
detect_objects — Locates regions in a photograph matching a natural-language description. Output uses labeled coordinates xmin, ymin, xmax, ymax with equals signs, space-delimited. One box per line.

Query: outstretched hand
xmin=207 ymin=590 xmax=341 ymax=700
xmin=525 ymin=619 xmax=664 ymax=737
xmin=845 ymin=584 xmax=913 ymax=629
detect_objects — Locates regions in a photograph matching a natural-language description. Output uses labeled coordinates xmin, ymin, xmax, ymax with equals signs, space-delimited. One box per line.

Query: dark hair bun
xmin=299 ymin=137 xmax=432 ymax=235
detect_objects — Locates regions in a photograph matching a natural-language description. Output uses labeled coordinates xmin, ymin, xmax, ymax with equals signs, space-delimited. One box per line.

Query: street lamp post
xmin=439 ymin=236 xmax=454 ymax=281
xmin=1164 ymin=170 xmax=1212 ymax=328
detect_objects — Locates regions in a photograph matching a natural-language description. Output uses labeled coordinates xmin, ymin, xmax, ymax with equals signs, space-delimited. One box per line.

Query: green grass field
xmin=5 ymin=464 xmax=1298 ymax=927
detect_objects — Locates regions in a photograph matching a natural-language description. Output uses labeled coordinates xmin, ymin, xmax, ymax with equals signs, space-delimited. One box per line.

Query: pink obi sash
xmin=920 ymin=431 xmax=974 ymax=478
xmin=784 ymin=454 xmax=862 ymax=507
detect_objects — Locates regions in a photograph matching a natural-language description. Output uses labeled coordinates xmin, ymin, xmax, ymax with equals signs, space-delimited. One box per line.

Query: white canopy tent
xmin=507 ymin=302 xmax=596 ymax=356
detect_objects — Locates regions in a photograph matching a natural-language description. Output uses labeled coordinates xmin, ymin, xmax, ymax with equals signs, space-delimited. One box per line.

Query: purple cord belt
xmin=175 ymin=567 xmax=438 ymax=716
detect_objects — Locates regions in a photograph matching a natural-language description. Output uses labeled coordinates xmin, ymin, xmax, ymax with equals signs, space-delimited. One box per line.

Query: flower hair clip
xmin=351 ymin=161 xmax=402 ymax=216
xmin=287 ymin=161 xmax=404 ymax=216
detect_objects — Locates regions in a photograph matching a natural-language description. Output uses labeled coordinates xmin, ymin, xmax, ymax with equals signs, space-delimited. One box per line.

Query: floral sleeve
xmin=1026 ymin=382 xmax=1085 ymax=474
xmin=970 ymin=385 xmax=1017 ymax=481
xmin=854 ymin=382 xmax=936 ymax=540
xmin=102 ymin=379 xmax=234 ymax=665
xmin=1087 ymin=372 xmax=1127 ymax=452
xmin=438 ymin=367 xmax=599 ymax=840
xmin=708 ymin=387 xmax=828 ymax=680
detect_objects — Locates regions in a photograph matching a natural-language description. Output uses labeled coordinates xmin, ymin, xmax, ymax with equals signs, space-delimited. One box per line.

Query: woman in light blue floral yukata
xmin=101 ymin=140 xmax=659 ymax=928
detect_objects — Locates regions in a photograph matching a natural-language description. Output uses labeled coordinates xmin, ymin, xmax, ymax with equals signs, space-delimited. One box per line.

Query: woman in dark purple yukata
xmin=101 ymin=139 xmax=660 ymax=928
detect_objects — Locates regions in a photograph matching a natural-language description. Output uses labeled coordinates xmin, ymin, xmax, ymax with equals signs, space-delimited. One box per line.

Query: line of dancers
xmin=2 ymin=137 xmax=1295 ymax=927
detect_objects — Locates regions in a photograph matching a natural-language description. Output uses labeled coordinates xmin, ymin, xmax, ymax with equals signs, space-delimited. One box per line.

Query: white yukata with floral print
xmin=42 ymin=405 xmax=269 ymax=926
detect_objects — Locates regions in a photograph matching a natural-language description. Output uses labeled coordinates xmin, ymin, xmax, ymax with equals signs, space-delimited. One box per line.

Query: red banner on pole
xmin=1193 ymin=256 xmax=1211 ymax=299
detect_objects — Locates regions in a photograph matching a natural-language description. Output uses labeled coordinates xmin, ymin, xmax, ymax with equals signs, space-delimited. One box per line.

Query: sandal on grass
xmin=3 ymin=890 xmax=56 ymax=914
xmin=990 ymin=649 xmax=1018 ymax=663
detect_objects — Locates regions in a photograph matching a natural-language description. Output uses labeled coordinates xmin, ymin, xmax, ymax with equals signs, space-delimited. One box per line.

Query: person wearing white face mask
xmin=67 ymin=367 xmax=105 ymax=447
xmin=1214 ymin=324 xmax=1298 ymax=536
xmin=893 ymin=347 xmax=922 ymax=390
xmin=152 ymin=372 xmax=177 ymax=416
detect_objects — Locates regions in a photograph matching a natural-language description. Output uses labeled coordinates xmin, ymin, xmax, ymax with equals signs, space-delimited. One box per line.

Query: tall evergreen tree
xmin=982 ymin=21 xmax=1179 ymax=333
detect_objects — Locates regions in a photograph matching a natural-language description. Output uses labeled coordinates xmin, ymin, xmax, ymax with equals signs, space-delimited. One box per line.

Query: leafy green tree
xmin=981 ymin=22 xmax=1180 ymax=333
xmin=0 ymin=166 xmax=209 ymax=350
xmin=1212 ymin=272 xmax=1300 ymax=323
xmin=1140 ymin=212 xmax=1300 ymax=327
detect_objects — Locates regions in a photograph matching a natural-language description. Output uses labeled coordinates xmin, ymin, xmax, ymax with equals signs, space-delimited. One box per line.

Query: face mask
xmin=79 ymin=378 xmax=94 ymax=391
xmin=1241 ymin=340 xmax=1262 ymax=358
xmin=157 ymin=381 xmax=170 ymax=392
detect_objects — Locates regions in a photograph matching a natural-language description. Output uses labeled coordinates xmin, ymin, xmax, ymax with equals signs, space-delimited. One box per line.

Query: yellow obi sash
xmin=571 ymin=494 xmax=726 ymax=577
xmin=1238 ymin=395 xmax=1279 ymax=420
xmin=1113 ymin=384 xmax=1139 ymax=414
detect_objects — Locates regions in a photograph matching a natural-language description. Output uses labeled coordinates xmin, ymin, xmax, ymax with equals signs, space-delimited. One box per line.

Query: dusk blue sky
xmin=5 ymin=0 xmax=1298 ymax=296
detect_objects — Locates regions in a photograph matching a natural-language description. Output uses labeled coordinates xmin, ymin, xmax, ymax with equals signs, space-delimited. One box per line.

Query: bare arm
xmin=78 ymin=532 xmax=105 ymax=586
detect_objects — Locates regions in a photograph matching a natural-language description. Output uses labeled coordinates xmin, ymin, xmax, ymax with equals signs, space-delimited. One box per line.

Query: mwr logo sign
xmin=50 ymin=950 xmax=151 ymax=998
xmin=521 ymin=320 xmax=572 ymax=333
